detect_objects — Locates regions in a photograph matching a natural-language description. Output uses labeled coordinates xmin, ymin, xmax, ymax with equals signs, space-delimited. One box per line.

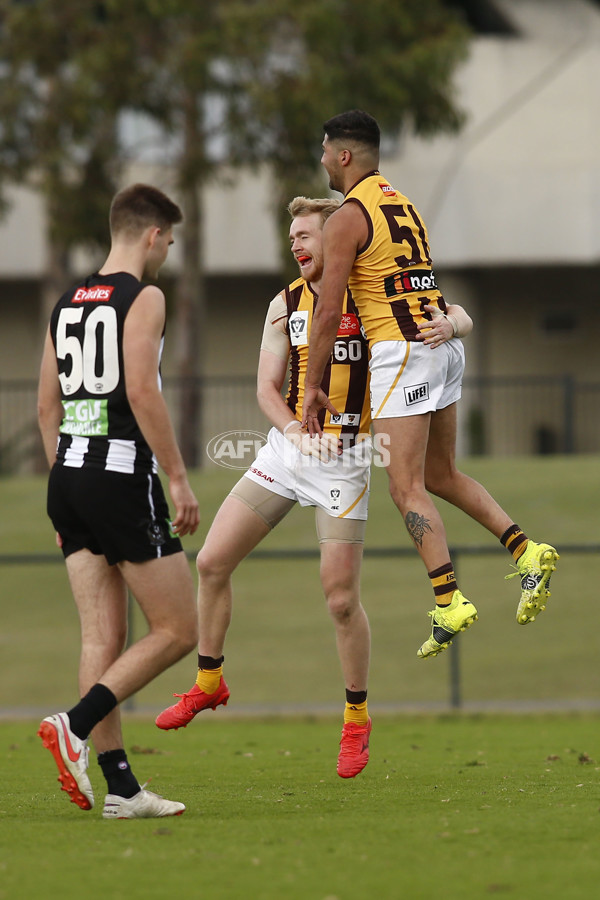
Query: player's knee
xmin=424 ymin=470 xmax=444 ymax=497
xmin=83 ymin=623 xmax=127 ymax=658
xmin=326 ymin=586 xmax=358 ymax=623
xmin=425 ymin=464 xmax=456 ymax=499
xmin=170 ymin=613 xmax=198 ymax=657
xmin=196 ymin=546 xmax=229 ymax=582
xmin=388 ymin=477 xmax=412 ymax=511
xmin=196 ymin=546 xmax=219 ymax=580
xmin=388 ymin=473 xmax=431 ymax=511
xmin=181 ymin=625 xmax=199 ymax=655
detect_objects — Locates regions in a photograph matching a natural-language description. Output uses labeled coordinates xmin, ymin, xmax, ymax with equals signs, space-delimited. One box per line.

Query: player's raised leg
xmin=374 ymin=414 xmax=478 ymax=658
xmin=425 ymin=402 xmax=559 ymax=625
xmin=506 ymin=539 xmax=559 ymax=624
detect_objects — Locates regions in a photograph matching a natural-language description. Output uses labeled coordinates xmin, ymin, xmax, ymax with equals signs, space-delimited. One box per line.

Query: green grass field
xmin=1 ymin=456 xmax=599 ymax=712
xmin=0 ymin=456 xmax=599 ymax=899
xmin=2 ymin=716 xmax=600 ymax=900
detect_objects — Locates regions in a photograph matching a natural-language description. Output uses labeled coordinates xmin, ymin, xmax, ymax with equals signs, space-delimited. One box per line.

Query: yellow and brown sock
xmin=344 ymin=689 xmax=369 ymax=725
xmin=196 ymin=654 xmax=224 ymax=695
xmin=500 ymin=524 xmax=529 ymax=562
xmin=429 ymin=562 xmax=457 ymax=607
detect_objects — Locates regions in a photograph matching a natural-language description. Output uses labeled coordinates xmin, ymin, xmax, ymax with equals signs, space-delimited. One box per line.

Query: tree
xmin=218 ymin=0 xmax=469 ymax=273
xmin=0 ymin=1 xmax=159 ymax=320
xmin=109 ymin=0 xmax=471 ymax=460
xmin=0 ymin=0 xmax=470 ymax=464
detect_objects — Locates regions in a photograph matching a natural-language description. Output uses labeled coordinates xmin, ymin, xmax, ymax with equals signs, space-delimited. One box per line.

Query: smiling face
xmin=289 ymin=212 xmax=325 ymax=285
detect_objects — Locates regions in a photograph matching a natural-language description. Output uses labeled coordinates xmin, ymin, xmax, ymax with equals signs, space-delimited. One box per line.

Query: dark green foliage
xmin=0 ymin=0 xmax=469 ymax=258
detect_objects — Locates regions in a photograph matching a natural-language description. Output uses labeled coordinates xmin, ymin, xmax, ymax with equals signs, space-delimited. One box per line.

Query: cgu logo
xmin=63 ymin=399 xmax=103 ymax=422
xmin=206 ymin=430 xmax=268 ymax=469
xmin=72 ymin=286 xmax=115 ymax=303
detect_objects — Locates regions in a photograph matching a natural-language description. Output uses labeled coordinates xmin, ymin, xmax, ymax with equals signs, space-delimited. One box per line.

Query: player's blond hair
xmin=287 ymin=196 xmax=340 ymax=226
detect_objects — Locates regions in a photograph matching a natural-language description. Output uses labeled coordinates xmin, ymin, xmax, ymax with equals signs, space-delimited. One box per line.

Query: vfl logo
xmin=404 ymin=383 xmax=429 ymax=406
xmin=206 ymin=430 xmax=267 ymax=469
xmin=329 ymin=486 xmax=341 ymax=511
xmin=288 ymin=311 xmax=309 ymax=346
xmin=330 ymin=412 xmax=360 ymax=426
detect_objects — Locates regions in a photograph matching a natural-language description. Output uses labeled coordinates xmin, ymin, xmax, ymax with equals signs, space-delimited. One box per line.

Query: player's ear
xmin=146 ymin=226 xmax=161 ymax=248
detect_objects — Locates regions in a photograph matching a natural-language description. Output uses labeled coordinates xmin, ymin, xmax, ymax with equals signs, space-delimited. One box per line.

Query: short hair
xmin=109 ymin=183 xmax=183 ymax=238
xmin=287 ymin=196 xmax=341 ymax=226
xmin=323 ymin=110 xmax=380 ymax=151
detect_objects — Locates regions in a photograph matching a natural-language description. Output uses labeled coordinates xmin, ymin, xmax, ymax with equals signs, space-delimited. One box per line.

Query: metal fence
xmin=2 ymin=543 xmax=599 ymax=712
xmin=2 ymin=374 xmax=600 ymax=473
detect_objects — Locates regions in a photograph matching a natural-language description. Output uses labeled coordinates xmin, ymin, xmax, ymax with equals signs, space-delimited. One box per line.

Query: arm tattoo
xmin=405 ymin=510 xmax=433 ymax=547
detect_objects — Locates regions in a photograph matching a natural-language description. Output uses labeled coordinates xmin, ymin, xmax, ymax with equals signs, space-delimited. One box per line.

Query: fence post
xmin=563 ymin=375 xmax=575 ymax=454
xmin=448 ymin=549 xmax=462 ymax=709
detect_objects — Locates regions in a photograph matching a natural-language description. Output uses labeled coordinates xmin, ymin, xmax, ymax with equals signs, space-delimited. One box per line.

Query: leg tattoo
xmin=405 ymin=510 xmax=433 ymax=547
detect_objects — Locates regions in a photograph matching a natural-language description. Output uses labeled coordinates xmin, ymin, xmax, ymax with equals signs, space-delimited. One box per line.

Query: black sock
xmin=67 ymin=683 xmax=118 ymax=740
xmin=198 ymin=654 xmax=224 ymax=669
xmin=97 ymin=749 xmax=140 ymax=799
xmin=345 ymin=689 xmax=368 ymax=705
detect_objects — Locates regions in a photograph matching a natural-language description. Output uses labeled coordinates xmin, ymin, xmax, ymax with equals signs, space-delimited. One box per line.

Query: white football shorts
xmin=369 ymin=338 xmax=465 ymax=419
xmin=243 ymin=426 xmax=371 ymax=520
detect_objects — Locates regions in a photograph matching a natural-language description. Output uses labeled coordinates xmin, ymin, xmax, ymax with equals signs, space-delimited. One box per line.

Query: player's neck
xmin=98 ymin=245 xmax=146 ymax=280
xmin=343 ymin=166 xmax=376 ymax=195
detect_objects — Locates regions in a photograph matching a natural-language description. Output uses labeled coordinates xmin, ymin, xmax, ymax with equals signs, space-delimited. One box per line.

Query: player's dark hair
xmin=323 ymin=110 xmax=380 ymax=151
xmin=109 ymin=183 xmax=183 ymax=237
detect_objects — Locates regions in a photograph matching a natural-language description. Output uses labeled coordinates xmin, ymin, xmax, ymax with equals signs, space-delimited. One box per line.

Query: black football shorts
xmin=47 ymin=464 xmax=183 ymax=565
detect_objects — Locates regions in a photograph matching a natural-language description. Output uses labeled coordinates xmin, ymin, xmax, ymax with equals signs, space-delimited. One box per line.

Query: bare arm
xmin=258 ymin=331 xmax=341 ymax=461
xmin=124 ymin=286 xmax=199 ymax=536
xmin=257 ymin=349 xmax=295 ymax=431
xmin=416 ymin=303 xmax=473 ymax=349
xmin=302 ymin=203 xmax=366 ymax=434
xmin=37 ymin=328 xmax=63 ymax=468
xmin=446 ymin=303 xmax=473 ymax=337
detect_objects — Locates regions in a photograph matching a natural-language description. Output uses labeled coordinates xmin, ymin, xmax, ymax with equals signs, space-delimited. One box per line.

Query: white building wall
xmin=0 ymin=0 xmax=598 ymax=278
